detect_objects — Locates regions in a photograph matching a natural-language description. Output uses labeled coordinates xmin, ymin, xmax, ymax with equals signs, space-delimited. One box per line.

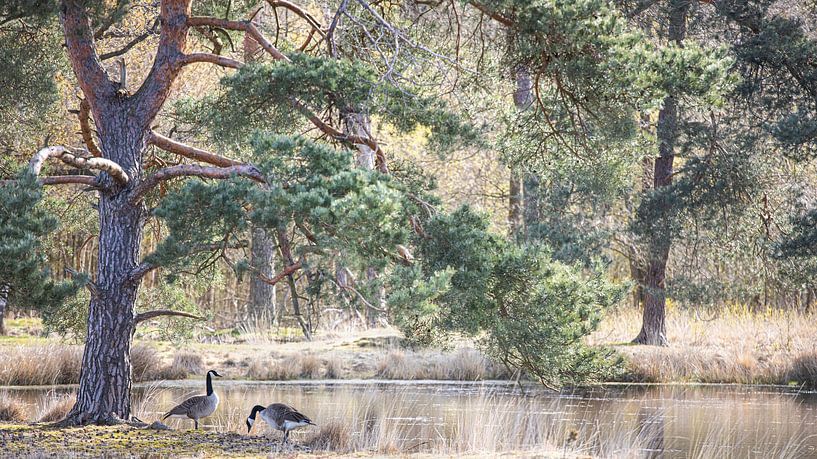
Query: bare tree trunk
xmin=633 ymin=0 xmax=689 ymax=346
xmin=58 ymin=0 xmax=191 ymax=424
xmin=63 ymin=113 xmax=147 ymax=425
xmin=276 ymin=226 xmax=311 ymax=340
xmin=249 ymin=228 xmax=277 ymax=323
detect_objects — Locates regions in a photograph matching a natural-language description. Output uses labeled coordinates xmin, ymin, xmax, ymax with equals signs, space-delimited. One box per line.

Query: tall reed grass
xmin=591 ymin=305 xmax=817 ymax=386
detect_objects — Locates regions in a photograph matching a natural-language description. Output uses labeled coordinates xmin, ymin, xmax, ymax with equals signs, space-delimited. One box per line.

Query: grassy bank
xmin=2 ymin=306 xmax=817 ymax=387
xmin=592 ymin=305 xmax=817 ymax=386
xmin=0 ymin=422 xmax=586 ymax=458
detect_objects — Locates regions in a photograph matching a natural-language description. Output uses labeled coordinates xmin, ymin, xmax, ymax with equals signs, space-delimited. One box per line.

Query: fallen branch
xmin=134 ymin=309 xmax=205 ymax=324
xmin=29 ymin=146 xmax=129 ymax=184
xmin=148 ymin=131 xmax=241 ymax=167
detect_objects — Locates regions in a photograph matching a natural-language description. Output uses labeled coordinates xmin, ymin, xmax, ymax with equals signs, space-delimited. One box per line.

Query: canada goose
xmin=162 ymin=369 xmax=222 ymax=429
xmin=246 ymin=403 xmax=316 ymax=443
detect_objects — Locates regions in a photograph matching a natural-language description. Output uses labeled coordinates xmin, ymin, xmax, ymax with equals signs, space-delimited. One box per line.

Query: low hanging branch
xmin=134 ymin=309 xmax=205 ymax=324
xmin=29 ymin=146 xmax=129 ymax=184
xmin=129 ymin=163 xmax=266 ymax=203
xmin=40 ymin=175 xmax=100 ymax=187
xmin=148 ymin=131 xmax=241 ymax=167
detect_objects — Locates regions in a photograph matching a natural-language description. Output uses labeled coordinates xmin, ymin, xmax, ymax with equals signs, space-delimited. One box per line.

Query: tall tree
xmin=632 ymin=0 xmax=691 ymax=346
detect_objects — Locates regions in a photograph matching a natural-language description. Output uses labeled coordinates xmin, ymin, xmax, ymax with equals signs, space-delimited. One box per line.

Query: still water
xmin=5 ymin=381 xmax=817 ymax=457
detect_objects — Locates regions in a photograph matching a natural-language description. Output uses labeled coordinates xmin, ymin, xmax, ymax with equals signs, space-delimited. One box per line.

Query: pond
xmin=4 ymin=380 xmax=817 ymax=457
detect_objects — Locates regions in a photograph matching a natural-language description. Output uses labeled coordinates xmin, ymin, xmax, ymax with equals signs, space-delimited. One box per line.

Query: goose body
xmin=247 ymin=403 xmax=315 ymax=442
xmin=162 ymin=369 xmax=222 ymax=429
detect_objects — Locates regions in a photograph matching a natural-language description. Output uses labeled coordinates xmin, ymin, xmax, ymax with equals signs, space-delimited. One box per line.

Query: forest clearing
xmin=2 ymin=0 xmax=817 ymax=457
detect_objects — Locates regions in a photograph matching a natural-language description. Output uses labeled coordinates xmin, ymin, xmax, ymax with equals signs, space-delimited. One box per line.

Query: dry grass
xmin=157 ymin=351 xmax=205 ymax=380
xmin=131 ymin=344 xmax=162 ymax=382
xmin=246 ymin=355 xmax=303 ymax=380
xmin=245 ymin=353 xmax=330 ymax=380
xmin=0 ymin=394 xmax=27 ymax=422
xmin=376 ymin=348 xmax=507 ymax=381
xmin=0 ymin=345 xmax=82 ymax=385
xmin=591 ymin=305 xmax=817 ymax=385
xmin=324 ymin=357 xmax=343 ymax=379
xmin=306 ymin=420 xmax=353 ymax=451
xmin=37 ymin=394 xmax=76 ymax=423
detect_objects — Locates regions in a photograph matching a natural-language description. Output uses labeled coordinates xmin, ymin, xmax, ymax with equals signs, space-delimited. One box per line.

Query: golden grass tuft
xmin=158 ymin=351 xmax=205 ymax=380
xmin=37 ymin=394 xmax=76 ymax=423
xmin=0 ymin=345 xmax=82 ymax=386
xmin=131 ymin=344 xmax=162 ymax=382
xmin=245 ymin=356 xmax=301 ymax=380
xmin=323 ymin=357 xmax=342 ymax=379
xmin=299 ymin=354 xmax=323 ymax=379
xmin=0 ymin=395 xmax=27 ymax=422
xmin=306 ymin=420 xmax=352 ymax=451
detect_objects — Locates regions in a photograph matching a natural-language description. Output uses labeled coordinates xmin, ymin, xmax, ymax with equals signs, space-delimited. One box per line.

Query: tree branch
xmin=127 ymin=261 xmax=156 ymax=285
xmin=186 ymin=15 xmax=387 ymax=171
xmin=62 ymin=0 xmax=117 ymax=105
xmin=129 ymin=163 xmax=265 ymax=203
xmin=180 ymin=53 xmax=242 ymax=69
xmin=266 ymin=0 xmax=326 ymax=37
xmin=77 ymin=98 xmax=102 ymax=157
xmin=255 ymin=260 xmax=303 ymax=286
xmin=99 ymin=18 xmax=159 ymax=61
xmin=134 ymin=309 xmax=205 ymax=324
xmin=40 ymin=175 xmax=100 ymax=187
xmin=148 ymin=131 xmax=242 ymax=167
xmin=468 ymin=2 xmax=515 ymax=27
xmin=187 ymin=16 xmax=288 ymax=60
xmin=29 ymin=146 xmax=129 ymax=184
xmin=133 ymin=0 xmax=192 ymax=126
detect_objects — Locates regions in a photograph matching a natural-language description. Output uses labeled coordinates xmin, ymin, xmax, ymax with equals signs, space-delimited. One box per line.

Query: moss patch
xmin=0 ymin=423 xmax=315 ymax=458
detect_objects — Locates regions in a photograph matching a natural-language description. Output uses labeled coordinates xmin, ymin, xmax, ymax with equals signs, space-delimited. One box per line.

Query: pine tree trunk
xmin=249 ymin=227 xmax=277 ymax=323
xmin=343 ymin=111 xmax=385 ymax=326
xmin=510 ymin=66 xmax=532 ymax=238
xmin=633 ymin=0 xmax=689 ymax=346
xmin=62 ymin=110 xmax=147 ymax=425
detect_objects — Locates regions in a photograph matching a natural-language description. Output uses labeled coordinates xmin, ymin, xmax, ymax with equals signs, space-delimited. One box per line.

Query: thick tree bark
xmin=249 ymin=227 xmax=277 ymax=323
xmin=59 ymin=0 xmax=192 ymax=424
xmin=62 ymin=107 xmax=147 ymax=425
xmin=632 ymin=0 xmax=690 ymax=346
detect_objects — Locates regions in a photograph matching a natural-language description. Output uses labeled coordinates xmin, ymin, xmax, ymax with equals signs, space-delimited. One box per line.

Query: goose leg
xmin=283 ymin=430 xmax=290 ymax=444
xmin=194 ymin=419 xmax=199 ymax=430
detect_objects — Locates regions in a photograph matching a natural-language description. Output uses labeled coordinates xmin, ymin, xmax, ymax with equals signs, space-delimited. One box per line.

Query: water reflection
xmin=4 ymin=381 xmax=817 ymax=457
